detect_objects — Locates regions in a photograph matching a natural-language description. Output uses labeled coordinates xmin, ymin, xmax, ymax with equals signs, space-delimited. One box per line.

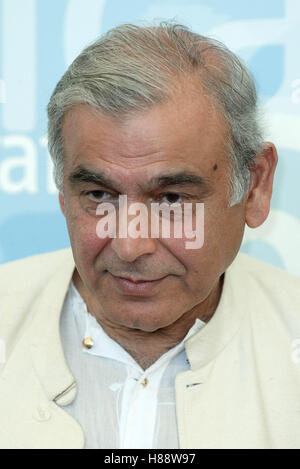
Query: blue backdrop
xmin=0 ymin=0 xmax=299 ymax=275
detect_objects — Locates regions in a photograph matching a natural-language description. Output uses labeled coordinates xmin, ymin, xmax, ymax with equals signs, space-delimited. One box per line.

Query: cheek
xmin=160 ymin=237 xmax=220 ymax=305
xmin=66 ymin=209 xmax=110 ymax=267
xmin=161 ymin=206 xmax=245 ymax=285
xmin=159 ymin=236 xmax=208 ymax=281
xmin=204 ymin=204 xmax=246 ymax=267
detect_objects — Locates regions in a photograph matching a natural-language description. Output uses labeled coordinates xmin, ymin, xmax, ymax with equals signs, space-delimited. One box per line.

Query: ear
xmin=59 ymin=192 xmax=66 ymax=217
xmin=245 ymin=142 xmax=278 ymax=228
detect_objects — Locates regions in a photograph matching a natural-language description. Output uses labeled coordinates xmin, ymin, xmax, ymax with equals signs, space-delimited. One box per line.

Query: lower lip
xmin=110 ymin=275 xmax=167 ymax=295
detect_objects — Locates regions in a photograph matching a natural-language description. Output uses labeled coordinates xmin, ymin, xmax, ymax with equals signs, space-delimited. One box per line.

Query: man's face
xmin=60 ymin=89 xmax=247 ymax=332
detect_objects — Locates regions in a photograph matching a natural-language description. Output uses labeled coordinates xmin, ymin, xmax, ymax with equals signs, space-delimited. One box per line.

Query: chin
xmin=109 ymin=309 xmax=174 ymax=332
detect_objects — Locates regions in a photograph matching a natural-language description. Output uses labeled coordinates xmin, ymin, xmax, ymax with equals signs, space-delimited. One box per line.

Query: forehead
xmin=61 ymin=90 xmax=229 ymax=181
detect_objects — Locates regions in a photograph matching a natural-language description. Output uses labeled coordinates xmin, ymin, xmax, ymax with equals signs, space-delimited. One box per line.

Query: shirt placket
xmin=119 ymin=364 xmax=169 ymax=449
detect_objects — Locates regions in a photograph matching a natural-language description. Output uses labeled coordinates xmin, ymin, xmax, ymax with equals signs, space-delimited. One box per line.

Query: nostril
xmin=110 ymin=236 xmax=157 ymax=262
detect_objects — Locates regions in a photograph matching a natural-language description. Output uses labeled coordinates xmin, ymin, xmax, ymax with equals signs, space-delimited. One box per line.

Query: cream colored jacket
xmin=1 ymin=248 xmax=300 ymax=449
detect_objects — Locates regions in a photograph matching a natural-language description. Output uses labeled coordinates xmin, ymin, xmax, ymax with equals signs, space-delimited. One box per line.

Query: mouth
xmin=109 ymin=273 xmax=168 ymax=296
xmin=117 ymin=275 xmax=165 ymax=283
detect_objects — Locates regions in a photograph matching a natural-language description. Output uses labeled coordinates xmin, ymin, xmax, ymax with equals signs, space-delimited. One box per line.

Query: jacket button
xmin=33 ymin=405 xmax=51 ymax=422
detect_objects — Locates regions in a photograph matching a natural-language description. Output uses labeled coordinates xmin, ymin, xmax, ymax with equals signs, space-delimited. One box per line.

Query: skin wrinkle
xmin=68 ymin=167 xmax=214 ymax=201
xmin=59 ymin=85 xmax=277 ymax=369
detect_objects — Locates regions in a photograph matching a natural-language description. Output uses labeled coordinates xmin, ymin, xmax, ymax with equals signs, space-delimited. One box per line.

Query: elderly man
xmin=0 ymin=21 xmax=300 ymax=450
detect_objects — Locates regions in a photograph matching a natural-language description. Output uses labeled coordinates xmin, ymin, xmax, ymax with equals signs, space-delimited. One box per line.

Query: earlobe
xmin=59 ymin=192 xmax=66 ymax=217
xmin=245 ymin=142 xmax=278 ymax=229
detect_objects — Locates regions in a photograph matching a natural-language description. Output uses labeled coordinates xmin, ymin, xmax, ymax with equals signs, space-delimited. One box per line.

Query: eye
xmin=86 ymin=190 xmax=112 ymax=202
xmin=160 ymin=193 xmax=183 ymax=204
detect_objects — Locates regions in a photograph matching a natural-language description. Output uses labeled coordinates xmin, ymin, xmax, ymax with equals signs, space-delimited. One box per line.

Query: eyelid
xmin=158 ymin=192 xmax=192 ymax=199
xmin=83 ymin=190 xmax=195 ymax=203
xmin=84 ymin=188 xmax=115 ymax=195
xmin=84 ymin=189 xmax=116 ymax=202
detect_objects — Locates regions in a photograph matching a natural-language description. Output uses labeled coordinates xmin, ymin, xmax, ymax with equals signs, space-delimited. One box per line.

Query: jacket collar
xmin=185 ymin=254 xmax=247 ymax=370
xmin=28 ymin=248 xmax=77 ymax=405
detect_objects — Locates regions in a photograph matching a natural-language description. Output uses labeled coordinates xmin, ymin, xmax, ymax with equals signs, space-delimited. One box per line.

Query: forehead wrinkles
xmin=62 ymin=108 xmax=167 ymax=166
xmin=62 ymin=89 xmax=228 ymax=173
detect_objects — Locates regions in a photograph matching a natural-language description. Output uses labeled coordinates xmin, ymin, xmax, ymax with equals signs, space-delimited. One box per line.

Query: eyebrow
xmin=69 ymin=167 xmax=118 ymax=191
xmin=69 ymin=166 xmax=213 ymax=195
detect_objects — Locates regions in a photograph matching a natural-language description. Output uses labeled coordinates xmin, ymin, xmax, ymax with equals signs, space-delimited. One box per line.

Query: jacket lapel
xmin=0 ymin=249 xmax=85 ymax=448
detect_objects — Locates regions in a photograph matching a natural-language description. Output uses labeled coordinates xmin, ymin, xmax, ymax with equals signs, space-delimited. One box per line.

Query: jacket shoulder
xmin=0 ymin=248 xmax=73 ymax=295
xmin=231 ymin=252 xmax=300 ymax=332
xmin=0 ymin=248 xmax=75 ymax=361
xmin=233 ymin=252 xmax=300 ymax=291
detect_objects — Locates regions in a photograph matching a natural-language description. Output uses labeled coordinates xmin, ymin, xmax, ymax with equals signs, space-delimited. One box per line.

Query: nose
xmin=111 ymin=204 xmax=157 ymax=261
xmin=111 ymin=235 xmax=157 ymax=262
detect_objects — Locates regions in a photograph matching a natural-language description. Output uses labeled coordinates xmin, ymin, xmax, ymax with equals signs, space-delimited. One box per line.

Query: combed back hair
xmin=47 ymin=21 xmax=264 ymax=205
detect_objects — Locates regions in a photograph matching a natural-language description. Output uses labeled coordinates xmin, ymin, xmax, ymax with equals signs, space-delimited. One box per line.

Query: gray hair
xmin=47 ymin=21 xmax=264 ymax=205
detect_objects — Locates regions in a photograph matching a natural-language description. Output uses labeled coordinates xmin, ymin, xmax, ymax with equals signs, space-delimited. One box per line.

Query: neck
xmin=73 ymin=272 xmax=224 ymax=370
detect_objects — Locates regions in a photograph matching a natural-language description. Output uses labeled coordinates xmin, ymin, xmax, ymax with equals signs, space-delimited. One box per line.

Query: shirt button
xmin=33 ymin=405 xmax=51 ymax=422
xmin=141 ymin=378 xmax=148 ymax=387
xmin=82 ymin=337 xmax=94 ymax=349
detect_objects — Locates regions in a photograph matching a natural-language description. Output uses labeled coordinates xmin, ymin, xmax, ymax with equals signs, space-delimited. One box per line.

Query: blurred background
xmin=0 ymin=0 xmax=299 ymax=275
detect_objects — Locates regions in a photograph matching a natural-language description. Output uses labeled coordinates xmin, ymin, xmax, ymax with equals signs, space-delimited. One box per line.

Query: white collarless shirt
xmin=60 ymin=282 xmax=206 ymax=449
